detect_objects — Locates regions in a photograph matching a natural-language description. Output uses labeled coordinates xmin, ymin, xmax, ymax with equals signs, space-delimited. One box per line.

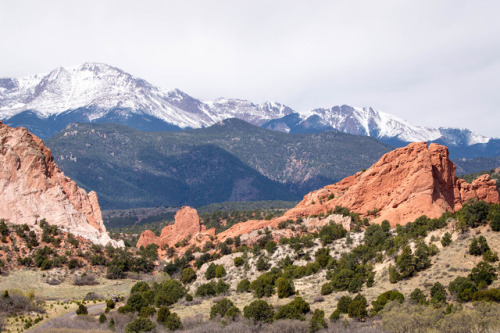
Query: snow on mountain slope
xmin=0 ymin=63 xmax=293 ymax=129
xmin=285 ymin=105 xmax=490 ymax=145
xmin=304 ymin=105 xmax=444 ymax=142
xmin=0 ymin=63 xmax=491 ymax=146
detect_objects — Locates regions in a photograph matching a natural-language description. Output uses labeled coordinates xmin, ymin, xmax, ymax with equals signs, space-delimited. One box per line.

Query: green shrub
xmin=117 ymin=305 xmax=133 ymax=313
xmin=430 ymin=282 xmax=447 ymax=305
xmin=347 ymin=294 xmax=367 ymax=320
xmin=274 ymin=296 xmax=310 ymax=320
xmin=195 ymin=281 xmax=217 ymax=297
xmin=458 ymin=200 xmax=490 ymax=228
xmin=319 ymin=222 xmax=347 ymax=245
xmin=448 ymin=277 xmax=477 ymax=302
xmin=104 ymin=299 xmax=115 ymax=310
xmin=469 ymin=236 xmax=490 ymax=256
xmin=396 ymin=246 xmax=416 ymax=279
xmin=337 ymin=296 xmax=352 ymax=313
xmin=0 ymin=220 xmax=9 ymax=236
xmin=265 ymin=241 xmax=277 ymax=254
xmin=330 ymin=309 xmax=340 ymax=322
xmin=164 ymin=313 xmax=182 ymax=331
xmin=215 ymin=265 xmax=226 ymax=278
xmin=157 ymin=307 xmax=171 ymax=324
xmin=370 ymin=290 xmax=404 ymax=315
xmin=490 ymin=205 xmax=500 ymax=231
xmin=205 ymin=263 xmax=217 ymax=280
xmin=181 ymin=267 xmax=196 ymax=284
xmin=154 ymin=279 xmax=186 ymax=306
xmin=441 ymin=232 xmax=452 ymax=247
xmin=99 ymin=314 xmax=107 ymax=323
xmin=131 ymin=281 xmax=150 ymax=294
xmin=468 ymin=261 xmax=497 ymax=286
xmin=234 ymin=257 xmax=244 ymax=267
xmin=139 ymin=306 xmax=156 ymax=318
xmin=76 ymin=303 xmax=88 ymax=315
xmin=276 ymin=277 xmax=294 ymax=298
xmin=256 ymin=256 xmax=271 ymax=272
xmin=314 ymin=248 xmax=331 ymax=268
xmin=321 ymin=282 xmax=333 ymax=295
xmin=310 ymin=309 xmax=327 ymax=333
xmin=210 ymin=298 xmax=235 ymax=319
xmin=409 ymin=288 xmax=427 ymax=305
xmin=250 ymin=269 xmax=281 ymax=298
xmin=331 ymin=268 xmax=355 ymax=291
xmin=127 ymin=293 xmax=149 ymax=312
xmin=472 ymin=288 xmax=500 ymax=302
xmin=225 ymin=306 xmax=241 ymax=320
xmin=215 ymin=279 xmax=230 ymax=295
xmin=109 ymin=318 xmax=115 ymax=330
xmin=483 ymin=250 xmax=499 ymax=263
xmin=389 ymin=265 xmax=401 ymax=284
xmin=237 ymin=279 xmax=251 ymax=293
xmin=125 ymin=318 xmax=156 ymax=333
xmin=244 ymin=300 xmax=274 ymax=323
xmin=185 ymin=294 xmax=193 ymax=302
xmin=347 ymin=276 xmax=363 ymax=293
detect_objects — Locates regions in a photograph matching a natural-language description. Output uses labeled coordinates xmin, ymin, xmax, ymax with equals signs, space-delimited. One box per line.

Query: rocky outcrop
xmin=283 ymin=142 xmax=499 ymax=226
xmin=137 ymin=206 xmax=215 ymax=249
xmin=0 ymin=121 xmax=120 ymax=246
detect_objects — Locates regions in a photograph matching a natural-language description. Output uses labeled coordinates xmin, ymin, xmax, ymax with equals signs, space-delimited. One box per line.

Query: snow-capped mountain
xmin=0 ymin=63 xmax=495 ymax=159
xmin=262 ymin=105 xmax=490 ymax=146
xmin=0 ymin=63 xmax=293 ymax=137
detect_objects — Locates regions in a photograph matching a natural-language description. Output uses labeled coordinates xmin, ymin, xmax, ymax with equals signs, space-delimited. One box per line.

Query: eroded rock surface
xmin=284 ymin=142 xmax=499 ymax=226
xmin=137 ymin=206 xmax=215 ymax=249
xmin=0 ymin=121 xmax=120 ymax=246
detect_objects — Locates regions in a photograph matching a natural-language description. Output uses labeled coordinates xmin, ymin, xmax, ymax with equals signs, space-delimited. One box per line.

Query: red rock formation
xmin=0 ymin=121 xmax=120 ymax=246
xmin=283 ymin=142 xmax=499 ymax=226
xmin=137 ymin=206 xmax=215 ymax=249
xmin=137 ymin=142 xmax=499 ymax=253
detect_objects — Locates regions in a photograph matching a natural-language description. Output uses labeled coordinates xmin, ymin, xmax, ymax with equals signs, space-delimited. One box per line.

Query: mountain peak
xmin=0 ymin=63 xmax=493 ymax=152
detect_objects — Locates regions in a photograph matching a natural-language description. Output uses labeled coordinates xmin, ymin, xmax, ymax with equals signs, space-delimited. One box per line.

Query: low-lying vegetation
xmin=2 ymin=200 xmax=500 ymax=332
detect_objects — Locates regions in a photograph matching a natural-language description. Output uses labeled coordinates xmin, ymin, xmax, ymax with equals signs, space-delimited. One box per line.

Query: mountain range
xmin=1 ymin=62 xmax=498 ymax=159
xmin=45 ymin=119 xmax=392 ymax=209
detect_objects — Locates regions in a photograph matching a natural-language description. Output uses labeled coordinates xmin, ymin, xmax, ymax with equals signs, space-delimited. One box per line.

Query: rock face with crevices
xmin=0 ymin=121 xmax=120 ymax=246
xmin=283 ymin=142 xmax=499 ymax=226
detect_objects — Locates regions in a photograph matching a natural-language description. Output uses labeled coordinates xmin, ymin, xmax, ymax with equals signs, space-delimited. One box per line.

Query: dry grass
xmin=5 ymin=220 xmax=500 ymax=332
xmin=40 ymin=328 xmax=112 ymax=333
xmin=175 ymin=224 xmax=500 ymax=323
xmin=0 ymin=269 xmax=136 ymax=300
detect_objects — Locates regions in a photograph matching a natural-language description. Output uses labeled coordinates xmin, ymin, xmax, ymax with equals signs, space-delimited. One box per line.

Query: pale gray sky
xmin=1 ymin=0 xmax=499 ymax=137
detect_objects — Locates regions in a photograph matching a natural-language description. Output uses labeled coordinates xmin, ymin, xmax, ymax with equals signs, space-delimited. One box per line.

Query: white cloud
xmin=0 ymin=0 xmax=499 ymax=137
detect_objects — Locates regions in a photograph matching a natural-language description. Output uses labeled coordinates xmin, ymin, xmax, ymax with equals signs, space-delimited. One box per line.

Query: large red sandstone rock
xmin=0 ymin=121 xmax=120 ymax=246
xmin=282 ymin=142 xmax=499 ymax=226
xmin=216 ymin=142 xmax=499 ymax=241
xmin=137 ymin=206 xmax=214 ymax=249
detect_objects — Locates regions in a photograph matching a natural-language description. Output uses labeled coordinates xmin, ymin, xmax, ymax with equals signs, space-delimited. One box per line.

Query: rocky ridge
xmin=138 ymin=142 xmax=499 ymax=253
xmin=0 ymin=121 xmax=120 ymax=246
xmin=284 ymin=142 xmax=499 ymax=226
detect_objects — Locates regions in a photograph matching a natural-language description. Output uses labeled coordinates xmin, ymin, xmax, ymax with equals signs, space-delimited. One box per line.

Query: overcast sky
xmin=1 ymin=0 xmax=499 ymax=137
